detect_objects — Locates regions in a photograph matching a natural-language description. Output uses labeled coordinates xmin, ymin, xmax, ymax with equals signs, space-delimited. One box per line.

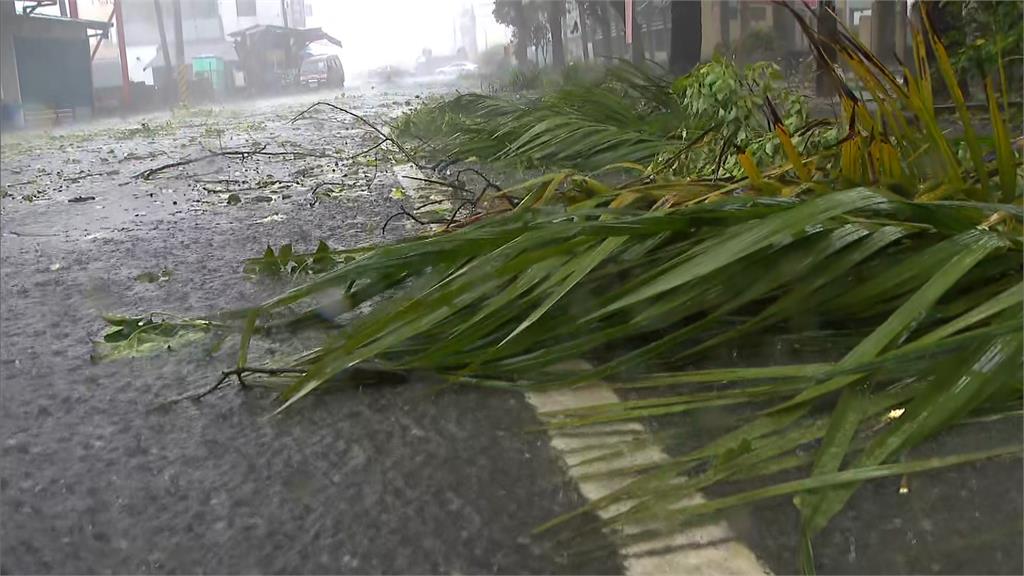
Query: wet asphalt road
xmin=0 ymin=88 xmax=620 ymax=574
xmin=2 ymin=85 xmax=1022 ymax=575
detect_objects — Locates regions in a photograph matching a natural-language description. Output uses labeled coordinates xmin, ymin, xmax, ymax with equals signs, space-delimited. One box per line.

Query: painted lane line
xmin=527 ymin=381 xmax=771 ymax=576
xmin=393 ymin=166 xmax=769 ymax=574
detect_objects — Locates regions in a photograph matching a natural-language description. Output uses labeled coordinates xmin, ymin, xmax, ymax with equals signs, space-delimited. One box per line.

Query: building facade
xmin=219 ymin=0 xmax=307 ymax=36
xmin=1 ymin=0 xmax=112 ymax=127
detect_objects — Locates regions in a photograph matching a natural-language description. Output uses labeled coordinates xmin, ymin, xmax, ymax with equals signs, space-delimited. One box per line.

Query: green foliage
xmin=243 ymin=241 xmax=350 ymax=278
xmin=141 ymin=191 xmax=1021 ymax=533
xmin=394 ymin=60 xmax=815 ymax=177
xmin=939 ymin=0 xmax=1023 ymax=83
xmin=673 ymin=59 xmax=806 ymax=135
xmin=98 ymin=6 xmax=1023 ymax=568
xmin=92 ymin=315 xmax=214 ymax=361
xmin=665 ymin=58 xmax=821 ymax=176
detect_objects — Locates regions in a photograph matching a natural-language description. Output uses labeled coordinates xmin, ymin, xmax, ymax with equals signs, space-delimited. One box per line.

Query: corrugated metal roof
xmin=20 ymin=12 xmax=113 ymax=30
xmin=226 ymin=25 xmax=342 ymax=48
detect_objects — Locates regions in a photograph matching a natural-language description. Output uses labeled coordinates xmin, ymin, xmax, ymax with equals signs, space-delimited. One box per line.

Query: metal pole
xmin=153 ymin=0 xmax=175 ymax=107
xmin=91 ymin=8 xmax=117 ymax=61
xmin=171 ymin=0 xmax=185 ymax=65
xmin=280 ymin=0 xmax=289 ymax=28
xmin=171 ymin=0 xmax=188 ymax=105
xmin=113 ymin=0 xmax=131 ymax=108
xmin=68 ymin=0 xmax=78 ymax=19
xmin=154 ymin=0 xmax=173 ymax=71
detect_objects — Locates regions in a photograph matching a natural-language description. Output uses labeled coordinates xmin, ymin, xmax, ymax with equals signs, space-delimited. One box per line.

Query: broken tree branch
xmin=287 ymin=101 xmax=417 ymax=165
xmin=194 ymin=366 xmax=308 ymax=400
xmin=134 ymin=144 xmax=346 ymax=181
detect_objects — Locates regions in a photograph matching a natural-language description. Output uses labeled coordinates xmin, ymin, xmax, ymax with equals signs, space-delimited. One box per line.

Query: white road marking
xmin=526 ymin=375 xmax=771 ymax=575
xmin=394 ymin=167 xmax=770 ymax=574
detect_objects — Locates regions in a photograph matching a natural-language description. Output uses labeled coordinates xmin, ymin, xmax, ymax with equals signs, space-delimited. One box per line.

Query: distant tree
xmin=669 ymin=0 xmax=701 ymax=75
xmin=610 ymin=0 xmax=645 ymax=64
xmin=495 ymin=0 xmax=570 ymax=69
xmin=585 ymin=1 xmax=615 ymax=59
xmin=494 ymin=0 xmax=531 ymax=66
xmin=547 ymin=1 xmax=566 ymax=70
xmin=940 ymin=0 xmax=1024 ymax=95
xmin=916 ymin=0 xmax=970 ymax=99
xmin=531 ymin=19 xmax=551 ymax=65
xmin=575 ymin=0 xmax=591 ymax=61
xmin=658 ymin=2 xmax=671 ymax=58
xmin=772 ymin=0 xmax=796 ymax=55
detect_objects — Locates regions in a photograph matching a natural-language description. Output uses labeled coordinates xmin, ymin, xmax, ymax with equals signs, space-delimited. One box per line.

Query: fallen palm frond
xmin=393 ymin=59 xmax=818 ymax=176
xmin=396 ymin=4 xmax=1021 ymax=205
xmin=96 ymin=4 xmax=1023 ymax=570
xmin=102 ymin=186 xmax=1022 ymax=562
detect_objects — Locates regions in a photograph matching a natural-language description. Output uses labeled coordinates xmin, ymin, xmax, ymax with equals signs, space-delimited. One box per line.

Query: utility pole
xmin=153 ymin=0 xmax=174 ymax=106
xmin=171 ymin=0 xmax=188 ymax=105
xmin=113 ymin=0 xmax=131 ymax=108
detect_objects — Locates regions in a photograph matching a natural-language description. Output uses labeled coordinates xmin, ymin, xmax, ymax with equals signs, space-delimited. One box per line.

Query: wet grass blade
xmin=985 ymin=77 xmax=1019 ymax=203
xmin=592 ymin=189 xmax=888 ymax=318
xmin=802 ymin=331 xmax=1023 ymax=536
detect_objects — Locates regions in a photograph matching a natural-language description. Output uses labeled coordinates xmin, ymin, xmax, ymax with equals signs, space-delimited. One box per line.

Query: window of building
xmin=236 ymin=0 xmax=257 ymax=17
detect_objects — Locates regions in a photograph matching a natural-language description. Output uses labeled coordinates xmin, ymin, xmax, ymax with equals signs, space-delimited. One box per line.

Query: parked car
xmin=435 ymin=61 xmax=478 ymax=77
xmin=299 ymin=55 xmax=345 ymax=89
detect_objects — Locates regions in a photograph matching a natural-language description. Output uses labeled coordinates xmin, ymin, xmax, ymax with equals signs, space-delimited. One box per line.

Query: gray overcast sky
xmin=308 ymin=0 xmax=510 ymax=73
xmin=19 ymin=0 xmax=511 ymax=75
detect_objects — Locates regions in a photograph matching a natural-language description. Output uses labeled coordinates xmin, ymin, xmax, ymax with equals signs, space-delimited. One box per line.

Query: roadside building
xmin=563 ymin=0 xmax=905 ymax=71
xmin=228 ymin=24 xmax=341 ymax=93
xmin=0 ymin=0 xmax=112 ymax=129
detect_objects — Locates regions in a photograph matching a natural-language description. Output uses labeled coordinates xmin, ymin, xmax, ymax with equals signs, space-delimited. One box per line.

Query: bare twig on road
xmin=159 ymin=366 xmax=309 ymax=405
xmin=134 ymin=144 xmax=346 ymax=181
xmin=353 ymin=138 xmax=387 ymax=159
xmin=3 ymin=230 xmax=62 ymax=237
xmin=398 ymin=174 xmax=477 ymax=198
xmin=451 ymin=167 xmax=502 ymax=192
xmin=381 ymin=205 xmax=433 ymax=235
xmin=65 ymin=170 xmax=120 ymax=183
xmin=287 ymin=101 xmax=418 ymax=165
xmin=381 ymin=197 xmax=476 ymax=236
xmin=135 ymin=145 xmax=268 ymax=180
xmin=194 ymin=177 xmax=247 ymax=185
xmin=445 ymin=200 xmax=475 ymax=229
